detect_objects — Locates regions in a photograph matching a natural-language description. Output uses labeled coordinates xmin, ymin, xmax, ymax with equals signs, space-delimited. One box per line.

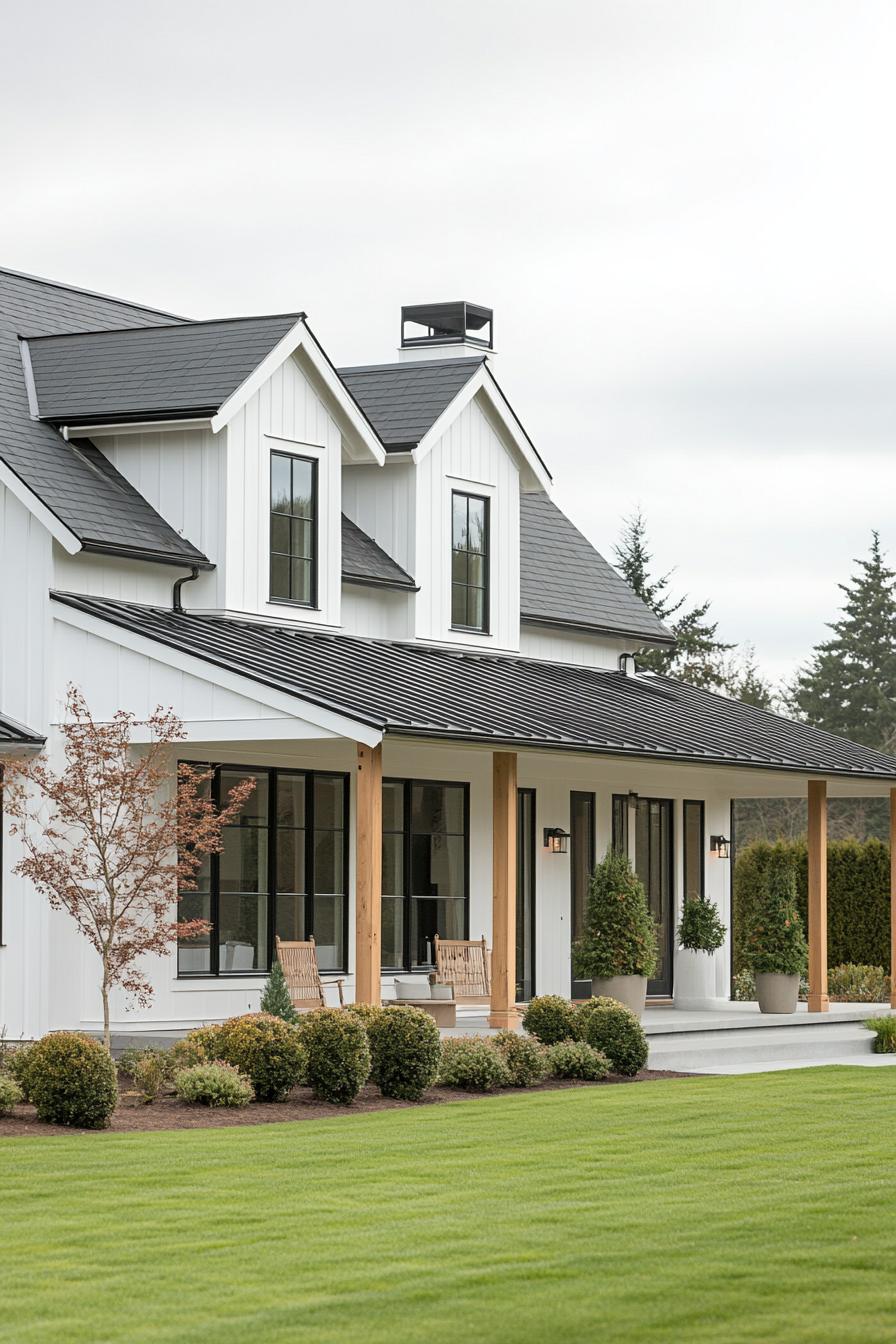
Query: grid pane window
xmin=178 ymin=766 xmax=347 ymax=976
xmin=683 ymin=801 xmax=705 ymax=902
xmin=451 ymin=491 xmax=489 ymax=631
xmin=270 ymin=452 xmax=317 ymax=605
xmin=381 ymin=779 xmax=469 ymax=971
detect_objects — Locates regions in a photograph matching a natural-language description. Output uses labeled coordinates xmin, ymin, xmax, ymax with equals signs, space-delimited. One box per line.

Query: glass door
xmin=570 ymin=792 xmax=596 ymax=999
xmin=612 ymin=796 xmax=674 ymax=997
xmin=516 ymin=789 xmax=536 ymax=1002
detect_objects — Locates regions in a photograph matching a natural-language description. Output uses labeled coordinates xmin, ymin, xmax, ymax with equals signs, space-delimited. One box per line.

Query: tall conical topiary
xmin=572 ymin=847 xmax=658 ymax=980
xmin=260 ymin=960 xmax=299 ymax=1024
xmin=743 ymin=852 xmax=808 ymax=975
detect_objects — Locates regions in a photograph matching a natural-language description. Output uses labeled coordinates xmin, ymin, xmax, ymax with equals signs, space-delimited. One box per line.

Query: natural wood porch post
xmin=807 ymin=779 xmax=829 ymax=1013
xmin=890 ymin=789 xmax=896 ymax=1010
xmin=489 ymin=750 xmax=519 ymax=1029
xmin=355 ymin=742 xmax=383 ymax=1005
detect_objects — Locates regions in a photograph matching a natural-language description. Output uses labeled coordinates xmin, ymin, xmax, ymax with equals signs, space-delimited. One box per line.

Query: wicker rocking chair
xmin=434 ymin=934 xmax=491 ymax=1004
xmin=275 ymin=935 xmax=345 ymax=1011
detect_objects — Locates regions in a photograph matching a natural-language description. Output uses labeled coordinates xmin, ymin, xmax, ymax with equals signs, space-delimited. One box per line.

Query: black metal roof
xmin=0 ymin=710 xmax=44 ymax=746
xmin=338 ymin=357 xmax=483 ymax=450
xmin=26 ymin=313 xmax=301 ymax=424
xmin=0 ymin=268 xmax=210 ymax=566
xmin=50 ymin=592 xmax=896 ymax=780
xmin=520 ymin=492 xmax=673 ymax=645
xmin=341 ymin=514 xmax=415 ymax=589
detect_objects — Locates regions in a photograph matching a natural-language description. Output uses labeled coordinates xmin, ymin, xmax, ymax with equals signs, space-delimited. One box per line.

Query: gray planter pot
xmin=591 ymin=975 xmax=648 ymax=1018
xmin=755 ymin=972 xmax=799 ymax=1014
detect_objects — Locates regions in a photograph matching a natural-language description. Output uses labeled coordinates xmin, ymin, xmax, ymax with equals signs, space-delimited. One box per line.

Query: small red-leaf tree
xmin=0 ymin=686 xmax=255 ymax=1051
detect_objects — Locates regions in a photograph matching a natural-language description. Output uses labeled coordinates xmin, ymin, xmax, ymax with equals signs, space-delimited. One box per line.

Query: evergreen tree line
xmin=614 ymin=513 xmax=896 ymax=842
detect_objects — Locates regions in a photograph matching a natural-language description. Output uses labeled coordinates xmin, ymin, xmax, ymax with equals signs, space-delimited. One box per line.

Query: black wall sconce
xmin=710 ymin=835 xmax=731 ymax=859
xmin=543 ymin=827 xmax=570 ymax=854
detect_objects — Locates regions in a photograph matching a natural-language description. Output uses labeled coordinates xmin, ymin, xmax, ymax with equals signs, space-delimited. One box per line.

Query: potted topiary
xmin=572 ymin=848 xmax=658 ymax=1017
xmin=673 ymin=895 xmax=727 ymax=1009
xmin=742 ymin=854 xmax=807 ymax=1013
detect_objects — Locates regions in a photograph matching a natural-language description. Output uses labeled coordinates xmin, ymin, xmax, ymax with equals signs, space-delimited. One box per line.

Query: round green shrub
xmin=170 ymin=1024 xmax=226 ymax=1071
xmin=6 ymin=1043 xmax=36 ymax=1100
xmin=572 ymin=847 xmax=658 ymax=980
xmin=0 ymin=1074 xmax=23 ymax=1116
xmin=742 ymin=853 xmax=808 ymax=976
xmin=493 ymin=1030 xmax=549 ymax=1087
xmin=26 ymin=1032 xmax=118 ymax=1129
xmin=678 ymin=895 xmax=726 ymax=953
xmin=575 ymin=998 xmax=649 ymax=1077
xmin=437 ymin=1037 xmax=511 ymax=1092
xmin=174 ymin=1061 xmax=254 ymax=1108
xmin=216 ymin=1013 xmax=306 ymax=1101
xmin=546 ymin=1040 xmax=611 ymax=1081
xmin=521 ymin=995 xmax=580 ymax=1045
xmin=298 ymin=1008 xmax=370 ymax=1104
xmin=367 ymin=1005 xmax=441 ymax=1101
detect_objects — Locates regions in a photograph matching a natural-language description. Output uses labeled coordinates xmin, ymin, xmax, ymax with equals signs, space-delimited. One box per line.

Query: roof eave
xmin=521 ymin=612 xmax=676 ymax=647
xmin=80 ymin=540 xmax=214 ymax=571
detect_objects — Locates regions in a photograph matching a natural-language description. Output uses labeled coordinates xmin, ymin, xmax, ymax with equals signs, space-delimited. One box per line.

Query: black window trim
xmin=450 ymin=488 xmax=490 ymax=635
xmin=382 ymin=776 xmax=471 ymax=973
xmin=682 ymin=798 xmax=706 ymax=905
xmin=269 ymin=449 xmax=319 ymax=610
xmin=178 ymin=762 xmax=350 ymax=979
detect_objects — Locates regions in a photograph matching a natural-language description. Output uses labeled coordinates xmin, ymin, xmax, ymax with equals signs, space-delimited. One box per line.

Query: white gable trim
xmin=211 ymin=319 xmax=385 ymax=466
xmin=52 ymin=602 xmax=383 ymax=747
xmin=412 ymin=364 xmax=552 ymax=491
xmin=0 ymin=458 xmax=81 ymax=554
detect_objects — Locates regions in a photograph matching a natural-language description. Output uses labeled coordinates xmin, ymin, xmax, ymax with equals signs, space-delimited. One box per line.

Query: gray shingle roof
xmin=0 ymin=268 xmax=209 ymax=565
xmin=0 ymin=710 xmax=44 ymax=745
xmin=341 ymin=514 xmax=415 ymax=589
xmin=520 ymin=492 xmax=673 ymax=645
xmin=27 ymin=313 xmax=301 ymax=423
xmin=338 ymin=357 xmax=483 ymax=449
xmin=50 ymin=592 xmax=896 ymax=781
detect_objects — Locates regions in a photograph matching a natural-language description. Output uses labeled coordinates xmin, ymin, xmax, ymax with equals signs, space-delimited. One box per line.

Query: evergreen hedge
xmin=733 ymin=838 xmax=891 ymax=973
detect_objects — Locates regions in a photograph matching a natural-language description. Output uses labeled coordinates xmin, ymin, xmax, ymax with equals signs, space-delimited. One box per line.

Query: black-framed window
xmin=683 ymin=800 xmax=705 ymax=902
xmin=270 ymin=451 xmax=317 ymax=606
xmin=381 ymin=778 xmax=469 ymax=971
xmin=178 ymin=765 xmax=348 ymax=976
xmin=570 ymin=791 xmax=596 ymax=998
xmin=451 ymin=491 xmax=489 ymax=632
xmin=516 ymin=788 xmax=536 ymax=1002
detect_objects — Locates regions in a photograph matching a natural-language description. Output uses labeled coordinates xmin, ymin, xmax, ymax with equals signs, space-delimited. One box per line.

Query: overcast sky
xmin=3 ymin=0 xmax=894 ymax=683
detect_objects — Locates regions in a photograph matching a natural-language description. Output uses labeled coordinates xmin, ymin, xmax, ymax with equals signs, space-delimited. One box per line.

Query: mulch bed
xmin=0 ymin=1070 xmax=692 ymax=1138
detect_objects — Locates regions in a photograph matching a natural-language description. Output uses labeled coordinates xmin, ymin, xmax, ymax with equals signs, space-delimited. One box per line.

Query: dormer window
xmin=451 ymin=490 xmax=489 ymax=633
xmin=270 ymin=451 xmax=317 ymax=607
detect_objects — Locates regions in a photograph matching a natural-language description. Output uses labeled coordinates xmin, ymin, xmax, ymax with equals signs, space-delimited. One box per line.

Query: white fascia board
xmin=211 ymin=320 xmax=385 ymax=466
xmin=52 ymin=603 xmax=383 ymax=748
xmin=412 ymin=365 xmax=552 ymax=492
xmin=0 ymin=458 xmax=81 ymax=554
xmin=63 ymin=418 xmax=213 ymax=439
xmin=128 ymin=717 xmax=339 ymax=744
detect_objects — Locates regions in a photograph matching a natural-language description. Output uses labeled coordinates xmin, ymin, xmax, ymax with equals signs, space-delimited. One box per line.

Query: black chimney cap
xmin=401 ymin=301 xmax=493 ymax=350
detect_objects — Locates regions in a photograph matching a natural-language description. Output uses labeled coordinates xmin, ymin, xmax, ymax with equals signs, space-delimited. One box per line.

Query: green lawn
xmin=1 ymin=1069 xmax=894 ymax=1343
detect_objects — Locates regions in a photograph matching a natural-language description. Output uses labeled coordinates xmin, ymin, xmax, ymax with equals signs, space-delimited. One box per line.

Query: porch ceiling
xmin=50 ymin=592 xmax=896 ymax=789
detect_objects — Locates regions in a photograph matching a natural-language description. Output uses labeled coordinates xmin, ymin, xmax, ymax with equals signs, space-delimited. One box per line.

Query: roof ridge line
xmin=0 ymin=265 xmax=184 ymax=319
xmin=338 ymin=356 xmax=486 ymax=374
xmin=22 ymin=311 xmax=306 ymax=343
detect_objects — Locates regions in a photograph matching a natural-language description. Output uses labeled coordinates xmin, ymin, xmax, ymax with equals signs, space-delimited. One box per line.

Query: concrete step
xmin=648 ymin=1021 xmax=880 ymax=1072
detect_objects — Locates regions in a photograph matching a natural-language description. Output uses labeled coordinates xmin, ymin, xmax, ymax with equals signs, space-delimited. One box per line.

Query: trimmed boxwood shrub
xmin=741 ymin=854 xmax=807 ymax=976
xmin=546 ymin=1040 xmax=611 ymax=1081
xmin=6 ymin=1043 xmax=36 ymax=1100
xmin=298 ymin=1008 xmax=370 ymax=1104
xmin=26 ymin=1032 xmax=118 ymax=1129
xmin=733 ymin=838 xmax=892 ymax=974
xmin=437 ymin=1037 xmax=510 ymax=1092
xmin=575 ymin=997 xmax=649 ymax=1077
xmin=0 ymin=1074 xmax=23 ymax=1115
xmin=678 ymin=895 xmax=726 ymax=953
xmin=216 ymin=1013 xmax=306 ymax=1101
xmin=174 ymin=1061 xmax=253 ymax=1107
xmin=367 ymin=1005 xmax=441 ymax=1101
xmin=521 ymin=995 xmax=580 ymax=1045
xmin=492 ymin=1030 xmax=548 ymax=1086
xmin=572 ymin=847 xmax=658 ymax=981
xmin=169 ymin=1024 xmax=227 ymax=1071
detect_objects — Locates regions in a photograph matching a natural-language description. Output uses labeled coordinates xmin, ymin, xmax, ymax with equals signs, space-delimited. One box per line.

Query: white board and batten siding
xmin=225 ymin=352 xmax=342 ymax=627
xmin=520 ymin=625 xmax=639 ymax=669
xmin=414 ymin=393 xmax=521 ymax=651
xmin=0 ymin=482 xmax=53 ymax=734
xmin=341 ymin=460 xmax=417 ymax=576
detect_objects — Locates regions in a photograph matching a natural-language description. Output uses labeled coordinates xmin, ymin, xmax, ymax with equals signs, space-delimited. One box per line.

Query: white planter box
xmin=673 ymin=948 xmax=724 ymax=1010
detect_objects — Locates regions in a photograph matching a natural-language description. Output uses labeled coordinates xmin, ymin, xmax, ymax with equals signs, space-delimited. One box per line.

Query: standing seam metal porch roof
xmin=0 ymin=711 xmax=44 ymax=746
xmin=51 ymin=591 xmax=896 ymax=780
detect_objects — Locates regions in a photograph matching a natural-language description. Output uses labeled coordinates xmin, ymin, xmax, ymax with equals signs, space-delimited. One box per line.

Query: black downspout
xmin=172 ymin=566 xmax=201 ymax=614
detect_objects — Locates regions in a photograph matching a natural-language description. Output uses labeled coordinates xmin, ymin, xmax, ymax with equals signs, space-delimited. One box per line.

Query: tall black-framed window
xmin=381 ymin=778 xmax=469 ymax=971
xmin=451 ymin=490 xmax=489 ymax=632
xmin=570 ymin=791 xmax=596 ymax=999
xmin=178 ymin=765 xmax=349 ymax=977
xmin=683 ymin=800 xmax=705 ymax=903
xmin=516 ymin=788 xmax=536 ymax=1002
xmin=270 ymin=451 xmax=317 ymax=606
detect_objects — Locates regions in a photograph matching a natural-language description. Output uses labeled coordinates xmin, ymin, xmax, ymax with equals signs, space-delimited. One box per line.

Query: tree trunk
xmin=102 ymin=965 xmax=112 ymax=1054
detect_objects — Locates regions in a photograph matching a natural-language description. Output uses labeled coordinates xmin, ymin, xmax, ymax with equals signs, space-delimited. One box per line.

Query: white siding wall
xmin=341 ymin=460 xmax=416 ymax=576
xmin=341 ymin=586 xmax=413 ymax=639
xmin=520 ymin=625 xmax=637 ymax=669
xmin=225 ymin=352 xmax=342 ymax=627
xmin=54 ymin=548 xmax=183 ymax=606
xmin=414 ymin=393 xmax=521 ymax=651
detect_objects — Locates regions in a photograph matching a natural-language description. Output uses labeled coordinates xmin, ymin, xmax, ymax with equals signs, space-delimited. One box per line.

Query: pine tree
xmin=720 ymin=645 xmax=778 ymax=709
xmin=791 ymin=533 xmax=896 ymax=750
xmin=260 ymin=960 xmax=298 ymax=1024
xmin=614 ymin=509 xmax=734 ymax=689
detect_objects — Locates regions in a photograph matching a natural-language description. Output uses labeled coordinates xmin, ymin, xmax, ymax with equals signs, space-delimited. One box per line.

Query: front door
xmin=612 ymin=796 xmax=674 ymax=997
